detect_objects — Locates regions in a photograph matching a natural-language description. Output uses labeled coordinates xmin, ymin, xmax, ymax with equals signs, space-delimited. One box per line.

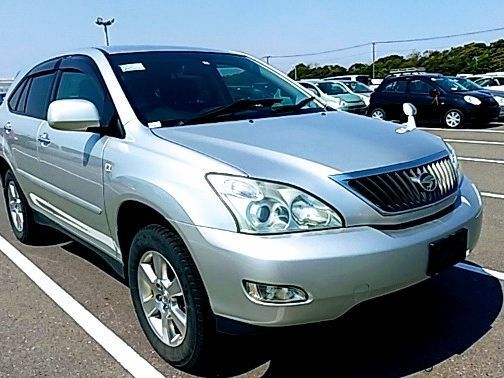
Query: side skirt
xmin=33 ymin=211 xmax=126 ymax=280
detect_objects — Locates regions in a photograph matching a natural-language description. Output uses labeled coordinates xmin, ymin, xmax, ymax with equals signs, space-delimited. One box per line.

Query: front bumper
xmin=467 ymin=104 xmax=500 ymax=123
xmin=176 ymin=177 xmax=482 ymax=327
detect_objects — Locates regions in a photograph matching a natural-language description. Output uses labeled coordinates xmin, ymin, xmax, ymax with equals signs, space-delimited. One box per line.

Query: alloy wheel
xmin=137 ymin=250 xmax=187 ymax=347
xmin=7 ymin=181 xmax=24 ymax=232
xmin=445 ymin=111 xmax=462 ymax=128
xmin=371 ymin=109 xmax=385 ymax=120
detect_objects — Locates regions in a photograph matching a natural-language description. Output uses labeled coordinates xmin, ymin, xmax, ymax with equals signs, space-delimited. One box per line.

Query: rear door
xmin=36 ymin=55 xmax=118 ymax=257
xmin=376 ymin=78 xmax=408 ymax=120
xmin=2 ymin=64 xmax=58 ymax=198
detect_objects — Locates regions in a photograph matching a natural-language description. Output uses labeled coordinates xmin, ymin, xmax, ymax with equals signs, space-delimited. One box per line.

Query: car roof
xmin=98 ymin=45 xmax=228 ymax=55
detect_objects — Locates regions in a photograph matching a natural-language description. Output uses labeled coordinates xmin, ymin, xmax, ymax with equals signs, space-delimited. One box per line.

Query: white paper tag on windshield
xmin=148 ymin=121 xmax=162 ymax=129
xmin=119 ymin=63 xmax=145 ymax=72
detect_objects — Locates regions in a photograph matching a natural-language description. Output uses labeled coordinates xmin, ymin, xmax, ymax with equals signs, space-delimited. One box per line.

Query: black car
xmin=368 ymin=73 xmax=500 ymax=128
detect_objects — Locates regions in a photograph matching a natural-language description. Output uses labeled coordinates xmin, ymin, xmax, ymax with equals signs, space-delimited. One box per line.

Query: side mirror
xmin=305 ymin=87 xmax=319 ymax=97
xmin=47 ymin=99 xmax=100 ymax=131
xmin=402 ymin=103 xmax=417 ymax=116
xmin=396 ymin=103 xmax=417 ymax=134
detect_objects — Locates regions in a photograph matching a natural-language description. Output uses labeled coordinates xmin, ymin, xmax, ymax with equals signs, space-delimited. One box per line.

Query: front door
xmin=407 ymin=79 xmax=441 ymax=123
xmin=36 ymin=56 xmax=118 ymax=257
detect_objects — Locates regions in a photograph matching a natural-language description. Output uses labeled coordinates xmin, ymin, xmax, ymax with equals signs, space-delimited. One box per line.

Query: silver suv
xmin=0 ymin=46 xmax=482 ymax=373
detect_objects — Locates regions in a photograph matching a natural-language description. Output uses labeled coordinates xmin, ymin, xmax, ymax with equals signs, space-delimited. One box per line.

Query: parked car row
xmin=296 ymin=69 xmax=503 ymax=128
xmin=368 ymin=72 xmax=501 ymax=128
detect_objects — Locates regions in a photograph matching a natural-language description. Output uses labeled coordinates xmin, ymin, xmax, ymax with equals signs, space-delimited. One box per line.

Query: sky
xmin=1 ymin=0 xmax=503 ymax=77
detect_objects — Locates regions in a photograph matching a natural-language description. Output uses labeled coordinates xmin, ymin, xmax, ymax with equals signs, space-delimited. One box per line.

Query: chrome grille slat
xmin=347 ymin=157 xmax=458 ymax=213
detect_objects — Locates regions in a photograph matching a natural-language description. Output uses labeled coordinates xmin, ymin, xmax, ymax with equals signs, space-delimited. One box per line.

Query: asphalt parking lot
xmin=0 ymin=123 xmax=503 ymax=377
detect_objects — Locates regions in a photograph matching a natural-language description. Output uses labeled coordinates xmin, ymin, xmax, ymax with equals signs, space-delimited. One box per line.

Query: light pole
xmin=371 ymin=42 xmax=376 ymax=79
xmin=96 ymin=17 xmax=115 ymax=46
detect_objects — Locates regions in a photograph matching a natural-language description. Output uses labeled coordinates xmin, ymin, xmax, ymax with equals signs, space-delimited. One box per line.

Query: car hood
xmin=333 ymin=93 xmax=363 ymax=103
xmin=152 ymin=112 xmax=447 ymax=180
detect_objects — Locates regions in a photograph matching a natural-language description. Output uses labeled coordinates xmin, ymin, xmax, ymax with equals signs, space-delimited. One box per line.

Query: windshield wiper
xmin=178 ymin=98 xmax=283 ymax=126
xmin=271 ymin=96 xmax=316 ymax=114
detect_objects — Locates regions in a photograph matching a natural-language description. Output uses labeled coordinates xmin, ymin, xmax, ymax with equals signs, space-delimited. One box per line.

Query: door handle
xmin=3 ymin=122 xmax=12 ymax=134
xmin=37 ymin=132 xmax=51 ymax=146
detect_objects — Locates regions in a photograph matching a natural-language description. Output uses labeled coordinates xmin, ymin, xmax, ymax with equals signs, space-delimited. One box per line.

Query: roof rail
xmin=389 ymin=67 xmax=426 ymax=75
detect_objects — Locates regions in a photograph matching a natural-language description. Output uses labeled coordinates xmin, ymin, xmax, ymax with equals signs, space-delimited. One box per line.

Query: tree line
xmin=287 ymin=39 xmax=504 ymax=79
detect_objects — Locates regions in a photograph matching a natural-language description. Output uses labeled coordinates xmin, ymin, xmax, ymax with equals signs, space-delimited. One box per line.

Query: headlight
xmin=445 ymin=142 xmax=462 ymax=182
xmin=207 ymin=174 xmax=343 ymax=234
xmin=464 ymin=95 xmax=481 ymax=105
xmin=494 ymin=95 xmax=504 ymax=106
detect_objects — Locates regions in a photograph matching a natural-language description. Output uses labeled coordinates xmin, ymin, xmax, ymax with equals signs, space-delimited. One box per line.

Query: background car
xmin=451 ymin=76 xmax=504 ymax=119
xmin=338 ymin=80 xmax=373 ymax=106
xmin=298 ymin=81 xmax=345 ymax=110
xmin=323 ymin=74 xmax=370 ymax=85
xmin=299 ymin=79 xmax=367 ymax=114
xmin=0 ymin=92 xmax=6 ymax=105
xmin=474 ymin=76 xmax=504 ymax=91
xmin=368 ymin=73 xmax=500 ymax=128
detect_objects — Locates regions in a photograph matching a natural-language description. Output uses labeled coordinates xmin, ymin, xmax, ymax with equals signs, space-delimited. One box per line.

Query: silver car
xmin=0 ymin=46 xmax=482 ymax=373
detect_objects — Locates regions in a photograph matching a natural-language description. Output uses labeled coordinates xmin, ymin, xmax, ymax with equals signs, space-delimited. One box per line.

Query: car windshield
xmin=430 ymin=77 xmax=469 ymax=92
xmin=108 ymin=51 xmax=321 ymax=126
xmin=317 ymin=82 xmax=349 ymax=95
xmin=344 ymin=81 xmax=371 ymax=93
xmin=452 ymin=77 xmax=483 ymax=91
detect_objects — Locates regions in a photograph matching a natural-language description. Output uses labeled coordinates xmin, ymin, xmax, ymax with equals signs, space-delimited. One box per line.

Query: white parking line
xmin=481 ymin=192 xmax=504 ymax=200
xmin=0 ymin=234 xmax=165 ymax=378
xmin=459 ymin=157 xmax=504 ymax=165
xmin=456 ymin=262 xmax=504 ymax=281
xmin=445 ymin=138 xmax=504 ymax=146
xmin=420 ymin=127 xmax=504 ymax=133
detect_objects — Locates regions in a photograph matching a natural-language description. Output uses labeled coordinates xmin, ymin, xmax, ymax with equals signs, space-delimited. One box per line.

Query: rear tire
xmin=3 ymin=170 xmax=39 ymax=243
xmin=443 ymin=109 xmax=464 ymax=128
xmin=370 ymin=108 xmax=386 ymax=120
xmin=128 ymin=224 xmax=214 ymax=374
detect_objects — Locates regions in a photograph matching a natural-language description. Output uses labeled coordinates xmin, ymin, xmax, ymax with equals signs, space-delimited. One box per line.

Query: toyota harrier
xmin=0 ymin=46 xmax=482 ymax=372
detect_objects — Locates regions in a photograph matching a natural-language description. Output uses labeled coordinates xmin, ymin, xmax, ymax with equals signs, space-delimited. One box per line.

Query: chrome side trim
xmin=17 ymin=169 xmax=102 ymax=215
xmin=29 ymin=193 xmax=120 ymax=258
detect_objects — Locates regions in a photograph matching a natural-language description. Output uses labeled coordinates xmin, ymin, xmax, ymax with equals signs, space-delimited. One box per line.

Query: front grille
xmin=347 ymin=157 xmax=458 ymax=213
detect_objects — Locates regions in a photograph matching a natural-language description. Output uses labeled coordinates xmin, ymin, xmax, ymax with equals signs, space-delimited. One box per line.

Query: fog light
xmin=243 ymin=281 xmax=308 ymax=304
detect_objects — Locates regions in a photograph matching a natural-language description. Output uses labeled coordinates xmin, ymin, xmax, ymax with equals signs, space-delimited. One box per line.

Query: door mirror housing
xmin=402 ymin=102 xmax=417 ymax=116
xmin=47 ymin=99 xmax=100 ymax=131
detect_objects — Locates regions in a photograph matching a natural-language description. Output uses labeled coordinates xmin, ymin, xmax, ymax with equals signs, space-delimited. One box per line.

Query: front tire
xmin=128 ymin=224 xmax=214 ymax=373
xmin=443 ymin=109 xmax=464 ymax=128
xmin=3 ymin=170 xmax=39 ymax=243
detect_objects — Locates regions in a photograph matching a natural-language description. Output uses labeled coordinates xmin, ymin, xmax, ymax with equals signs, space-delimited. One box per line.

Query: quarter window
xmin=25 ymin=73 xmax=56 ymax=119
xmin=7 ymin=79 xmax=27 ymax=112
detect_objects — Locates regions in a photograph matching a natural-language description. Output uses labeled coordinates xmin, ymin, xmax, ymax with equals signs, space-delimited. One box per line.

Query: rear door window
xmin=383 ymin=80 xmax=407 ymax=93
xmin=25 ymin=73 xmax=57 ymax=119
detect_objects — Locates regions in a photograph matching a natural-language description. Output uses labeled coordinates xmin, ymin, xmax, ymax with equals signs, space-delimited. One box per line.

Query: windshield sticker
xmin=119 ymin=63 xmax=146 ymax=72
xmin=147 ymin=121 xmax=162 ymax=129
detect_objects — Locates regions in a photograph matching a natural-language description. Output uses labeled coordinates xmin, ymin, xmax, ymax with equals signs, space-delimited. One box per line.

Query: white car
xmin=474 ymin=76 xmax=504 ymax=91
xmin=338 ymin=80 xmax=373 ymax=106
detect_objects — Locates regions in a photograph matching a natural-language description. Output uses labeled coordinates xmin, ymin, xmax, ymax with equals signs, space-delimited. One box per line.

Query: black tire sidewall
xmin=128 ymin=225 xmax=212 ymax=371
xmin=3 ymin=170 xmax=32 ymax=241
